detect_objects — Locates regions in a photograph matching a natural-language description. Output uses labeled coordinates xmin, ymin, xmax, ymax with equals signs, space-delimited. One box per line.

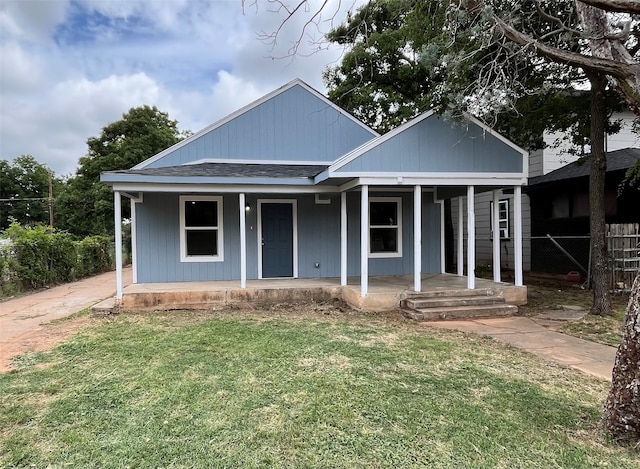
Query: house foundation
xmin=91 ymin=274 xmax=526 ymax=315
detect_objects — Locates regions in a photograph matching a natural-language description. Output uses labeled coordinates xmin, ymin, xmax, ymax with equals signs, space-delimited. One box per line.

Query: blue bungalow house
xmin=101 ymin=79 xmax=528 ymax=312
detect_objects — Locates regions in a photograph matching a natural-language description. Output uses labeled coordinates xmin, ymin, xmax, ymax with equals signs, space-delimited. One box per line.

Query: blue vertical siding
xmin=336 ymin=116 xmax=523 ymax=174
xmin=345 ymin=191 xmax=441 ymax=277
xmin=135 ymin=190 xmax=441 ymax=283
xmin=136 ymin=193 xmax=240 ymax=282
xmin=145 ymin=85 xmax=376 ymax=168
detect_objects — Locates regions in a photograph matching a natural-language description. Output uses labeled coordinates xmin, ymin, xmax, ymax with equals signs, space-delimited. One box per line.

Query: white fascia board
xmin=184 ymin=158 xmax=334 ymax=166
xmin=334 ymin=171 xmax=526 ymax=179
xmin=101 ymin=173 xmax=317 ymax=186
xmin=328 ymin=111 xmax=437 ymax=174
xmin=109 ymin=183 xmax=341 ymax=194
xmin=351 ymin=176 xmax=528 ymax=186
xmin=133 ymin=78 xmax=378 ymax=170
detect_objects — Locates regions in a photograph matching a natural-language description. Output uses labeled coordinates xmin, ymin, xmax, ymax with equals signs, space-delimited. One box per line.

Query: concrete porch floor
xmin=115 ymin=273 xmax=527 ymax=313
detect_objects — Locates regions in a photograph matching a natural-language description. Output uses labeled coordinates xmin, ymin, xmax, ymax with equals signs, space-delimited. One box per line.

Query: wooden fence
xmin=608 ymin=223 xmax=640 ymax=292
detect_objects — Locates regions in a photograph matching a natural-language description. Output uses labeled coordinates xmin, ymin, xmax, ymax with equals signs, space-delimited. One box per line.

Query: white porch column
xmin=466 ymin=185 xmax=475 ymax=289
xmin=114 ymin=191 xmax=123 ymax=300
xmin=457 ymin=196 xmax=464 ymax=276
xmin=130 ymin=198 xmax=138 ymax=284
xmin=514 ymin=185 xmax=524 ymax=286
xmin=360 ymin=185 xmax=369 ymax=297
xmin=413 ymin=185 xmax=422 ymax=292
xmin=239 ymin=193 xmax=247 ymax=289
xmin=492 ymin=190 xmax=501 ymax=283
xmin=341 ymin=192 xmax=347 ymax=286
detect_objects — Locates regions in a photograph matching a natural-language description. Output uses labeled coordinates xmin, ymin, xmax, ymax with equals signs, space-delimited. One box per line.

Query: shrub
xmin=0 ymin=222 xmax=115 ymax=297
xmin=77 ymin=236 xmax=113 ymax=277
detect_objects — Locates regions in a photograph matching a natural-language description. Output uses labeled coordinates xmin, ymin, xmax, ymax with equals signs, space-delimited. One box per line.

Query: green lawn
xmin=1 ymin=309 xmax=637 ymax=468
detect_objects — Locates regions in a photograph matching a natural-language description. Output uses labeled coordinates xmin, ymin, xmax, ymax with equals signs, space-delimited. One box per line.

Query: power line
xmin=0 ymin=198 xmax=49 ymax=202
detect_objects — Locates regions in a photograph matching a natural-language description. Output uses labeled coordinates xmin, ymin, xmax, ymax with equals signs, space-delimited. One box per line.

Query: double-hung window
xmin=179 ymin=195 xmax=224 ymax=262
xmin=490 ymin=199 xmax=509 ymax=240
xmin=369 ymin=197 xmax=402 ymax=258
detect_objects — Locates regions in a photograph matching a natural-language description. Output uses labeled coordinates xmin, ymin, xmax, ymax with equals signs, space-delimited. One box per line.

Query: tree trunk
xmin=587 ymin=71 xmax=612 ymax=316
xmin=575 ymin=1 xmax=640 ymax=115
xmin=603 ymin=274 xmax=640 ymax=444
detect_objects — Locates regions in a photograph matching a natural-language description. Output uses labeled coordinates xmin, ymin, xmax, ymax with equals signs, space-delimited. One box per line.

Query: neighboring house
xmin=101 ymin=79 xmax=528 ymax=303
xmin=460 ymin=109 xmax=639 ymax=275
xmin=524 ymin=147 xmax=640 ymax=274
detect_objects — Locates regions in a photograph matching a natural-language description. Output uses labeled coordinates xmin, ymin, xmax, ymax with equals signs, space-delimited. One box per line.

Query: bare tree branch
xmin=491 ymin=12 xmax=640 ymax=112
xmin=533 ymin=0 xmax=582 ymax=37
xmin=579 ymin=0 xmax=640 ymax=14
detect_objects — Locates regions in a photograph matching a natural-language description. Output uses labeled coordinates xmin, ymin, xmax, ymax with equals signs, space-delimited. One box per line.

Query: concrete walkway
xmin=427 ymin=315 xmax=617 ymax=381
xmin=1 ymin=267 xmax=132 ymax=346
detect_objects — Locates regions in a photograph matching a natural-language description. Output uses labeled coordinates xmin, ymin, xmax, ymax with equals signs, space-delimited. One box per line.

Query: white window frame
xmin=490 ymin=199 xmax=510 ymax=240
xmin=368 ymin=196 xmax=402 ymax=258
xmin=179 ymin=195 xmax=224 ymax=262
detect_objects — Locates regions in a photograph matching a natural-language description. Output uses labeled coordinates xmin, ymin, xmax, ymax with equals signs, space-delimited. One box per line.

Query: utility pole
xmin=48 ymin=171 xmax=54 ymax=228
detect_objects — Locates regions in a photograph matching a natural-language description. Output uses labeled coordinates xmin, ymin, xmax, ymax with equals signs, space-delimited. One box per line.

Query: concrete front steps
xmin=402 ymin=288 xmax=518 ymax=321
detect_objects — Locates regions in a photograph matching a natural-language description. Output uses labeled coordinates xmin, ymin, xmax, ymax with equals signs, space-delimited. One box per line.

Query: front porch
xmin=103 ymin=273 xmax=526 ymax=314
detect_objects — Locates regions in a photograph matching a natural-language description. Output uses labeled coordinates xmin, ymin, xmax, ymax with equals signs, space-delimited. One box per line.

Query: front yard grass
xmin=1 ymin=308 xmax=637 ymax=468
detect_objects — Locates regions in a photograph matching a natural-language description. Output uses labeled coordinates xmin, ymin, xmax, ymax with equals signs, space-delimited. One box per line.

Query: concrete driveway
xmin=0 ymin=267 xmax=132 ymax=368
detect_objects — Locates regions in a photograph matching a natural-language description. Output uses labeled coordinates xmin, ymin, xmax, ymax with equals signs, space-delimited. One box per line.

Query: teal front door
xmin=261 ymin=203 xmax=294 ymax=278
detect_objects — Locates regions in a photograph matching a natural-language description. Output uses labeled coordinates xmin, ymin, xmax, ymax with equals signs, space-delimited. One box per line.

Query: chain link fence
xmin=527 ymin=224 xmax=640 ymax=292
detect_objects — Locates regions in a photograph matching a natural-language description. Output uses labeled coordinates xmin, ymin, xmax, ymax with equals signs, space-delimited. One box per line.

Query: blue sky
xmin=1 ymin=0 xmax=359 ymax=175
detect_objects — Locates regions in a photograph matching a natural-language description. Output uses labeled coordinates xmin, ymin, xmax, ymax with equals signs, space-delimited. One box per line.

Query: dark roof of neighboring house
xmin=526 ymin=147 xmax=640 ymax=190
xmin=113 ymin=163 xmax=329 ymax=179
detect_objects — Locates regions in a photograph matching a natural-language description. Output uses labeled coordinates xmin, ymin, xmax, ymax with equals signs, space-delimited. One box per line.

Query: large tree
xmin=603 ymin=274 xmax=640 ymax=444
xmin=55 ymin=106 xmax=187 ymax=237
xmin=0 ymin=155 xmax=62 ymax=230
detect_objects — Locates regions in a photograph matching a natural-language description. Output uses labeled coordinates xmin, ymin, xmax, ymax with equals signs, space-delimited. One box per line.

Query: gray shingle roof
xmin=527 ymin=147 xmax=640 ymax=189
xmin=114 ymin=163 xmax=329 ymax=179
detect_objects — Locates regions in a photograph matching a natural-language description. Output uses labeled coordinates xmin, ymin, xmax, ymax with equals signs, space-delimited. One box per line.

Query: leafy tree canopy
xmin=55 ymin=106 xmax=188 ymax=237
xmin=324 ymin=0 xmax=628 ymax=151
xmin=0 ymin=155 xmax=61 ymax=230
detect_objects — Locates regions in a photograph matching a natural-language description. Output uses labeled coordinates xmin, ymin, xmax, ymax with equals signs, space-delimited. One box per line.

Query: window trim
xmin=179 ymin=195 xmax=224 ymax=263
xmin=368 ymin=196 xmax=403 ymax=258
xmin=490 ymin=199 xmax=510 ymax=240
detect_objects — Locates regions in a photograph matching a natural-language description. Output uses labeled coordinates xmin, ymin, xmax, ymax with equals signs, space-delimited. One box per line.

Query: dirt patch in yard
xmin=0 ymin=315 xmax=95 ymax=373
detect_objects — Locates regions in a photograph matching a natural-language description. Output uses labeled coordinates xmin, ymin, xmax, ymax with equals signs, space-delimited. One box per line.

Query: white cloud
xmin=0 ymin=0 xmax=363 ymax=175
xmin=2 ymin=73 xmax=162 ymax=175
xmin=0 ymin=42 xmax=45 ymax=94
xmin=0 ymin=0 xmax=69 ymax=42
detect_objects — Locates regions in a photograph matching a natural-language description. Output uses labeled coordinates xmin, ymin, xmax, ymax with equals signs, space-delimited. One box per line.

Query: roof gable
xmin=135 ymin=79 xmax=378 ymax=169
xmin=328 ymin=112 xmax=527 ymax=176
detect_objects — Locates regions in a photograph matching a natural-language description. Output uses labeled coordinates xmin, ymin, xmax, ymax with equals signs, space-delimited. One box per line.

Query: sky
xmin=0 ymin=0 xmax=361 ymax=176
